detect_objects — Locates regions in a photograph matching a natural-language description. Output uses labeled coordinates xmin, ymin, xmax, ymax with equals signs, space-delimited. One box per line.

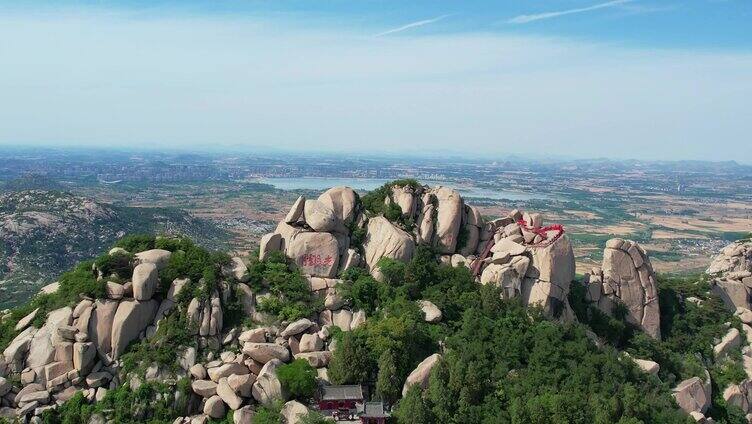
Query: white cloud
xmin=508 ymin=0 xmax=633 ymax=24
xmin=374 ymin=15 xmax=450 ymax=37
xmin=0 ymin=11 xmax=750 ymax=161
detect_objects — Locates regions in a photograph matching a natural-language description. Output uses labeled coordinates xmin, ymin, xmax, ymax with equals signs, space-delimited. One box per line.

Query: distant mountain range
xmin=0 ymin=190 xmax=229 ymax=309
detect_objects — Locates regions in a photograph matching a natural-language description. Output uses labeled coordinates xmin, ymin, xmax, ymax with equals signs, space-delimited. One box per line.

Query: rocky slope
xmin=0 ymin=180 xmax=750 ymax=423
xmin=0 ymin=190 xmax=228 ymax=309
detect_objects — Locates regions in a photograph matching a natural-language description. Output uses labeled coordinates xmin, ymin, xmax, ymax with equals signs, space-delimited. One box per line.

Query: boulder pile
xmin=1 ymin=249 xmax=173 ymax=419
xmin=261 ymin=184 xmax=576 ymax=320
xmin=701 ymin=240 xmax=752 ymax=421
xmin=0 ymin=182 xmax=580 ymax=421
xmin=707 ymin=240 xmax=752 ymax=311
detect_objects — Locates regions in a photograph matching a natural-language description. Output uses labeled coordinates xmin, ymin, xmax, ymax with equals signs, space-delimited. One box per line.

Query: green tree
xmin=376 ymin=348 xmax=401 ymax=405
xmin=394 ymin=386 xmax=435 ymax=424
xmin=329 ymin=331 xmax=376 ymax=385
xmin=277 ymin=359 xmax=318 ymax=400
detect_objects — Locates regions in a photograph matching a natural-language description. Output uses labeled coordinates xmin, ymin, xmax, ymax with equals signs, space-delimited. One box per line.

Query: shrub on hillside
xmin=277 ymin=359 xmax=318 ymax=400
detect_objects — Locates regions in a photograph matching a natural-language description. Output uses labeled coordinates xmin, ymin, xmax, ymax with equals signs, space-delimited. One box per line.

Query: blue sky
xmin=0 ymin=0 xmax=750 ymax=161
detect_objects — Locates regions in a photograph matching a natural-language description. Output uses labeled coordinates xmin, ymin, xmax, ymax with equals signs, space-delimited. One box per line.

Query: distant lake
xmin=256 ymin=177 xmax=552 ymax=201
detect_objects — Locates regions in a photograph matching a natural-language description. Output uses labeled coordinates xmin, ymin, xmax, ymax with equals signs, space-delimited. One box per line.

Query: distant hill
xmin=0 ymin=190 xmax=229 ymax=308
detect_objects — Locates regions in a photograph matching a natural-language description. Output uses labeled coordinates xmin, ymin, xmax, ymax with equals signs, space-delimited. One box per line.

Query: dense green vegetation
xmin=278 ymin=359 xmax=318 ymax=399
xmin=571 ymin=273 xmax=748 ymax=422
xmin=360 ymin=179 xmax=422 ymax=230
xmin=406 ymin=287 xmax=692 ymax=423
xmin=331 ymin=246 xmax=473 ymax=406
xmin=247 ymin=251 xmax=321 ymax=322
xmin=4 ymin=218 xmax=749 ymax=423
xmin=330 ymin=244 xmax=750 ymax=423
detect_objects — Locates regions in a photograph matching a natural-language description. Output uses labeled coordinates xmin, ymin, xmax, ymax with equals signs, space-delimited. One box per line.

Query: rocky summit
xmin=1 ymin=180 xmax=751 ymax=423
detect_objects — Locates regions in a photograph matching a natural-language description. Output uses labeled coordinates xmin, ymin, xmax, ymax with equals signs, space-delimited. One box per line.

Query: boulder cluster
xmin=0 ymin=248 xmax=174 ymax=420
xmin=261 ymin=184 xmax=577 ymax=320
xmin=0 ymin=182 xmax=599 ymax=423
xmin=180 ymin=315 xmax=342 ymax=423
xmin=703 ymin=240 xmax=752 ymax=421
xmin=708 ymin=241 xmax=752 ymax=312
xmin=660 ymin=239 xmax=752 ymax=422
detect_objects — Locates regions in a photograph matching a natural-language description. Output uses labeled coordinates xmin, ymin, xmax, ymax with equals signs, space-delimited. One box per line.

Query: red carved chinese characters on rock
xmin=301 ymin=254 xmax=334 ymax=267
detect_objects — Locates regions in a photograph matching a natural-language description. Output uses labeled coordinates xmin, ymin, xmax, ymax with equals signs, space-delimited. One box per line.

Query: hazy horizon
xmin=1 ymin=1 xmax=750 ymax=162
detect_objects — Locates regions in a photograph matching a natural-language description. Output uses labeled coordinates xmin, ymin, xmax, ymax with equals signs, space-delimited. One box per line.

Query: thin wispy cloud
xmin=508 ymin=0 xmax=633 ymax=24
xmin=374 ymin=14 xmax=450 ymax=37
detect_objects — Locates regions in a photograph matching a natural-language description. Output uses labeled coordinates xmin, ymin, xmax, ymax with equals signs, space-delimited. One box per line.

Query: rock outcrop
xmin=111 ymin=300 xmax=159 ymax=359
xmin=584 ymin=239 xmax=661 ymax=339
xmin=0 ymin=182 xmax=597 ymax=422
xmin=707 ymin=240 xmax=752 ymax=311
xmin=286 ymin=232 xmax=340 ymax=278
xmin=673 ymin=374 xmax=711 ymax=415
xmin=363 ymin=217 xmax=415 ymax=271
xmin=402 ymin=353 xmax=441 ymax=396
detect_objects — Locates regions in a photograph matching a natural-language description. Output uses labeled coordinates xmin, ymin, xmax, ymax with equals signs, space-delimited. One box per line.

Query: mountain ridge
xmin=0 ymin=180 xmax=750 ymax=423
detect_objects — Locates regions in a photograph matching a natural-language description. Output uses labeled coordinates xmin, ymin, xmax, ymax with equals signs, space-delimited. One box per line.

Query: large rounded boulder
xmin=318 ymin=187 xmax=358 ymax=226
xmin=362 ymin=216 xmax=415 ymax=271
xmin=303 ymin=200 xmax=339 ymax=233
xmin=286 ymin=232 xmax=340 ymax=278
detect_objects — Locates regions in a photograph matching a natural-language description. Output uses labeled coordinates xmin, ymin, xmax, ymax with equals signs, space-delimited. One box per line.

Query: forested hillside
xmin=1 ymin=181 xmax=751 ymax=423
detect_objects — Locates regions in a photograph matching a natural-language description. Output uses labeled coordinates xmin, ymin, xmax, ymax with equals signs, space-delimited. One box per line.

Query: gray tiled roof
xmin=320 ymin=385 xmax=364 ymax=401
xmin=362 ymin=402 xmax=389 ymax=418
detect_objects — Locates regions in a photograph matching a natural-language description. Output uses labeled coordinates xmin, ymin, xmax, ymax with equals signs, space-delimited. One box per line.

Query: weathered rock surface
xmin=363 ymin=217 xmax=415 ymax=271
xmin=286 ymin=232 xmax=340 ymax=278
xmin=673 ymin=376 xmax=711 ymax=415
xmin=207 ymin=363 xmax=249 ymax=383
xmin=281 ymin=400 xmax=310 ymax=424
xmin=298 ymin=334 xmax=324 ymax=353
xmin=259 ymin=233 xmax=282 ymax=262
xmin=519 ymin=235 xmax=575 ymax=320
xmin=402 ymin=353 xmax=441 ymax=396
xmin=303 ymin=199 xmax=339 ymax=233
xmin=192 ymin=380 xmax=218 ymax=398
xmin=631 ymin=358 xmax=660 ymax=375
xmin=294 ymin=351 xmax=331 ymax=368
xmin=203 ymin=395 xmax=226 ymax=419
xmin=280 ymin=319 xmax=313 ymax=338
xmin=431 ymin=187 xmax=463 ymax=254
xmin=708 ymin=241 xmax=752 ymax=275
xmin=135 ymin=249 xmax=172 ymax=270
xmin=27 ymin=307 xmax=72 ymax=371
xmin=110 ymin=300 xmax=159 ymax=359
xmin=132 ymin=263 xmax=159 ymax=301
xmin=284 ymin=196 xmax=306 ymax=224
xmin=417 ymin=300 xmax=442 ymax=323
xmin=89 ymin=299 xmax=118 ymax=358
xmin=714 ymin=327 xmax=741 ymax=359
xmin=228 ymin=373 xmax=255 ymax=398
xmin=252 ymin=359 xmax=286 ymax=405
xmin=318 ymin=187 xmax=358 ymax=226
xmin=14 ymin=308 xmax=39 ymax=332
xmin=242 ymin=343 xmax=290 ymax=364
xmin=4 ymin=327 xmax=37 ymax=371
xmin=586 ymin=239 xmax=660 ymax=339
xmin=217 ymin=377 xmax=243 ymax=410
